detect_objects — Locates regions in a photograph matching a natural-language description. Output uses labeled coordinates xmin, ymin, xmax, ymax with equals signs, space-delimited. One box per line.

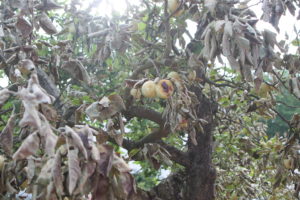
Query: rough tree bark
xmin=185 ymin=86 xmax=217 ymax=200
xmin=130 ymin=85 xmax=218 ymax=200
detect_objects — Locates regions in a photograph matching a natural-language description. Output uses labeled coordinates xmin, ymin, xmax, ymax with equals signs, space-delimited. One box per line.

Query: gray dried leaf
xmin=85 ymin=102 xmax=101 ymax=121
xmin=52 ymin=150 xmax=64 ymax=196
xmin=42 ymin=120 xmax=58 ymax=156
xmin=0 ymin=25 xmax=4 ymax=37
xmin=67 ymin=147 xmax=81 ymax=195
xmin=222 ymin=32 xmax=231 ymax=56
xmin=26 ymin=157 xmax=36 ymax=183
xmin=61 ymin=59 xmax=90 ymax=84
xmin=13 ymin=131 xmax=40 ymax=160
xmin=39 ymin=12 xmax=58 ymax=35
xmin=16 ymin=16 xmax=33 ymax=38
xmin=77 ymin=162 xmax=96 ymax=194
xmin=205 ymin=0 xmax=217 ymax=13
xmin=0 ymin=114 xmax=16 ymax=155
xmin=37 ymin=158 xmax=54 ymax=186
xmin=214 ymin=20 xmax=225 ymax=32
xmin=85 ymin=94 xmax=125 ymax=121
xmin=224 ymin=21 xmax=233 ymax=37
xmin=35 ymin=0 xmax=63 ymax=11
xmin=262 ymin=0 xmax=272 ymax=22
xmin=227 ymin=56 xmax=240 ymax=71
xmin=19 ymin=59 xmax=35 ymax=74
xmin=64 ymin=126 xmax=88 ymax=160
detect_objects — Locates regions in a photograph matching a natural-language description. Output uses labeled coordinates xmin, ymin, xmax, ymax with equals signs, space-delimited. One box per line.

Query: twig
xmin=163 ymin=0 xmax=171 ymax=58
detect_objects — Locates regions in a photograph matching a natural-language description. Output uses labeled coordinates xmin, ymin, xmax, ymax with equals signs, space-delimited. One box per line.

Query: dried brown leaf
xmin=64 ymin=126 xmax=88 ymax=159
xmin=98 ymin=144 xmax=114 ymax=176
xmin=13 ymin=131 xmax=40 ymax=160
xmin=52 ymin=150 xmax=64 ymax=196
xmin=0 ymin=114 xmax=16 ymax=155
xmin=16 ymin=16 xmax=33 ymax=38
xmin=67 ymin=147 xmax=81 ymax=195
xmin=35 ymin=0 xmax=63 ymax=11
xmin=40 ymin=104 xmax=58 ymax=122
xmin=61 ymin=59 xmax=90 ymax=84
xmin=18 ymin=59 xmax=35 ymax=75
xmin=112 ymin=154 xmax=131 ymax=173
xmin=37 ymin=158 xmax=54 ymax=186
xmin=39 ymin=12 xmax=58 ymax=35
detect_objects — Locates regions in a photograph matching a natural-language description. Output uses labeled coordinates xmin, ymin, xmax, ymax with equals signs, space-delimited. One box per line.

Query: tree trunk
xmin=142 ymin=86 xmax=217 ymax=200
xmin=181 ymin=86 xmax=216 ymax=200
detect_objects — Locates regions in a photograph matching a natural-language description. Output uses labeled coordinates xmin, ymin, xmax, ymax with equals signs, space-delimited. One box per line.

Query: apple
xmin=130 ymin=88 xmax=142 ymax=99
xmin=156 ymin=79 xmax=174 ymax=99
xmin=141 ymin=80 xmax=157 ymax=98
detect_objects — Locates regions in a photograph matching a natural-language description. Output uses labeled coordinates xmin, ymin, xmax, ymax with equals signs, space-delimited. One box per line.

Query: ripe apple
xmin=156 ymin=79 xmax=174 ymax=99
xmin=141 ymin=80 xmax=157 ymax=98
xmin=130 ymin=88 xmax=142 ymax=99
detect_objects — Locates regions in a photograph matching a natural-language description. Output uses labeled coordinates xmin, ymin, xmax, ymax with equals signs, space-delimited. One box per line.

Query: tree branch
xmin=157 ymin=141 xmax=189 ymax=166
xmin=123 ymin=105 xmax=165 ymax=125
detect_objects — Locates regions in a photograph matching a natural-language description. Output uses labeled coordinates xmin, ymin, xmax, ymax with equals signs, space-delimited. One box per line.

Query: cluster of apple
xmin=130 ymin=71 xmax=182 ymax=99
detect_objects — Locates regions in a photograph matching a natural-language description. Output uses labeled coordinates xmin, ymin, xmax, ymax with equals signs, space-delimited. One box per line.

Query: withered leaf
xmin=18 ymin=59 xmax=35 ymax=75
xmin=39 ymin=12 xmax=58 ymax=35
xmin=40 ymin=104 xmax=58 ymax=122
xmin=26 ymin=157 xmax=36 ymax=183
xmin=85 ymin=94 xmax=125 ymax=121
xmin=205 ymin=0 xmax=217 ymax=13
xmin=41 ymin=119 xmax=58 ymax=156
xmin=0 ymin=114 xmax=16 ymax=155
xmin=16 ymin=16 xmax=33 ymax=38
xmin=77 ymin=162 xmax=97 ymax=194
xmin=37 ymin=158 xmax=54 ymax=186
xmin=64 ymin=126 xmax=88 ymax=159
xmin=67 ymin=147 xmax=81 ymax=195
xmin=52 ymin=150 xmax=64 ymax=196
xmin=61 ymin=59 xmax=90 ymax=84
xmin=13 ymin=131 xmax=40 ymax=160
xmin=112 ymin=154 xmax=131 ymax=173
xmin=35 ymin=0 xmax=63 ymax=11
xmin=98 ymin=144 xmax=114 ymax=176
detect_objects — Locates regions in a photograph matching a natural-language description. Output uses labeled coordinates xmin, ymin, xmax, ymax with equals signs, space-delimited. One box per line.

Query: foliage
xmin=0 ymin=0 xmax=299 ymax=199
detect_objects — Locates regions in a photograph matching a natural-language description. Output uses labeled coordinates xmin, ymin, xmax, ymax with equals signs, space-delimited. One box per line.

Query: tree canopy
xmin=0 ymin=0 xmax=300 ymax=199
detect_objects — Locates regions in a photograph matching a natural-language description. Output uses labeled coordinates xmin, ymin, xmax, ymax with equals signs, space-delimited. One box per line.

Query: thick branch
xmin=122 ymin=127 xmax=170 ymax=150
xmin=157 ymin=141 xmax=189 ymax=167
xmin=123 ymin=105 xmax=165 ymax=125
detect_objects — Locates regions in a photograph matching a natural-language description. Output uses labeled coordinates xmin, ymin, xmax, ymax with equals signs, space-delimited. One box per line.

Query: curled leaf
xmin=67 ymin=147 xmax=81 ymax=195
xmin=13 ymin=131 xmax=40 ymax=160
xmin=0 ymin=114 xmax=16 ymax=155
xmin=16 ymin=16 xmax=33 ymax=38
xmin=64 ymin=126 xmax=88 ymax=160
xmin=39 ymin=12 xmax=58 ymax=35
xmin=18 ymin=59 xmax=35 ymax=75
xmin=52 ymin=150 xmax=64 ymax=196
xmin=61 ymin=59 xmax=90 ymax=84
